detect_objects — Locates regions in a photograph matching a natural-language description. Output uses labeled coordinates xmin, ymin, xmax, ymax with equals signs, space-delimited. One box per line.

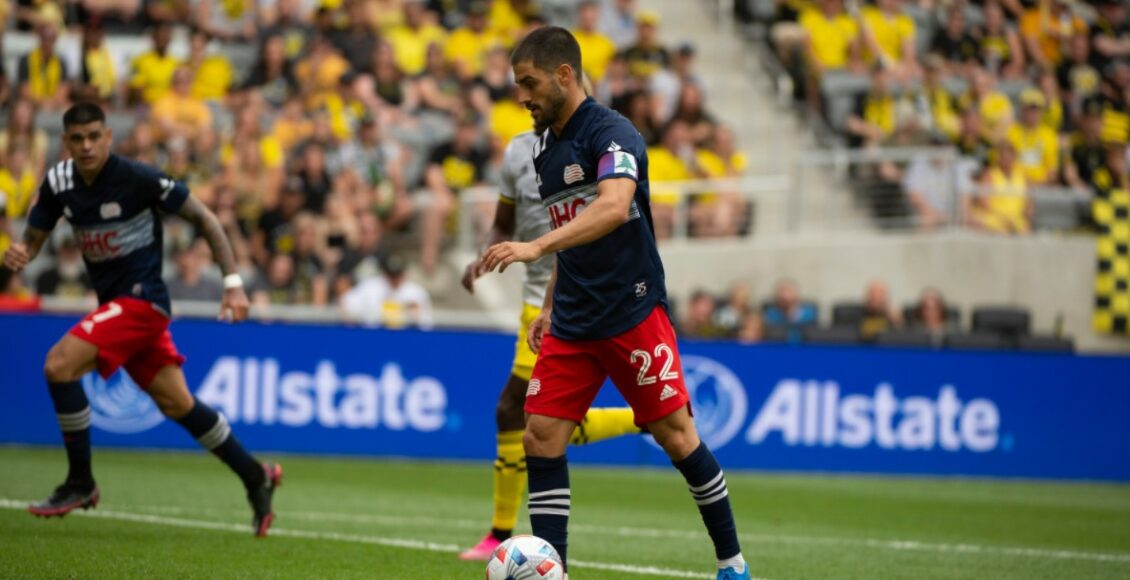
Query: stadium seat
xmin=831 ymin=303 xmax=867 ymax=327
xmin=944 ymin=332 xmax=1012 ymax=351
xmin=876 ymin=330 xmax=937 ymax=349
xmin=804 ymin=326 xmax=862 ymax=346
xmin=1032 ymin=188 xmax=1087 ymax=231
xmin=1017 ymin=335 xmax=1075 ymax=353
xmin=971 ymin=307 xmax=1031 ymax=338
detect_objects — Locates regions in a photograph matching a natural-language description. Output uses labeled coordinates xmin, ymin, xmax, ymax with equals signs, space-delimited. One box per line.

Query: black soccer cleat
xmin=249 ymin=463 xmax=283 ymax=537
xmin=28 ymin=483 xmax=100 ymax=518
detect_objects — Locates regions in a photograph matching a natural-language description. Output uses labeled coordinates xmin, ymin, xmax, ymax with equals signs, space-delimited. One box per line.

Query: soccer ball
xmin=485 ymin=535 xmax=565 ymax=580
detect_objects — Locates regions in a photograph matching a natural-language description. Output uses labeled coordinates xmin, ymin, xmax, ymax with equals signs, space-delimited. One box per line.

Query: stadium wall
xmin=1 ymin=313 xmax=1128 ymax=481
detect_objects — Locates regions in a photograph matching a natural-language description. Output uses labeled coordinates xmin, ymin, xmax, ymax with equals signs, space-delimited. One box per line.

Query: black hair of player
xmin=63 ymin=102 xmax=107 ymax=129
xmin=510 ymin=26 xmax=583 ymax=82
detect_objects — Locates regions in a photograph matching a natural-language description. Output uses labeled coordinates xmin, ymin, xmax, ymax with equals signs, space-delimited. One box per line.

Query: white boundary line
xmin=23 ymin=500 xmax=1130 ymax=567
xmin=0 ymin=499 xmax=719 ymax=579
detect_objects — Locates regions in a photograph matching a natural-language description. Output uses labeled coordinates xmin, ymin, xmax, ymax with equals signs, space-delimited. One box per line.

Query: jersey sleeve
xmin=136 ymin=162 xmax=190 ymax=214
xmin=591 ymin=118 xmax=644 ymax=184
xmin=498 ymin=139 xmax=524 ymax=203
xmin=26 ymin=180 xmax=63 ymax=231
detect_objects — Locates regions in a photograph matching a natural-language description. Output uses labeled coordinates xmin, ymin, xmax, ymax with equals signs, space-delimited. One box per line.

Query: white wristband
xmin=223 ymin=274 xmax=244 ymax=290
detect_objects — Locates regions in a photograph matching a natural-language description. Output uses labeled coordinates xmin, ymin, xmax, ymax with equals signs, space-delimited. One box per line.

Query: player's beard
xmin=533 ymin=82 xmax=567 ymax=133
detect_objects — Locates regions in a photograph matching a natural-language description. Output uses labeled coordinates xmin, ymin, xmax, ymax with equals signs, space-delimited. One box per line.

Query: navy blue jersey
xmin=28 ymin=155 xmax=190 ymax=315
xmin=533 ymin=97 xmax=668 ymax=340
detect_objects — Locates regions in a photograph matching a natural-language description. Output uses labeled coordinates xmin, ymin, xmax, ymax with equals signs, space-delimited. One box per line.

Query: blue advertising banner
xmin=1 ymin=313 xmax=1128 ymax=480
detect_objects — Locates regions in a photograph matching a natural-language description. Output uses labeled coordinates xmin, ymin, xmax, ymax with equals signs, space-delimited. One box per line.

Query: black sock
xmin=526 ymin=455 xmax=570 ymax=568
xmin=48 ymin=381 xmax=94 ymax=488
xmin=490 ymin=528 xmax=513 ymax=542
xmin=673 ymin=442 xmax=742 ymax=560
xmin=176 ymin=398 xmax=265 ymax=491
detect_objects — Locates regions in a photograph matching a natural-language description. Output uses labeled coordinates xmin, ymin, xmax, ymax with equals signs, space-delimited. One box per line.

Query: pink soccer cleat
xmin=458 ymin=533 xmax=502 ymax=561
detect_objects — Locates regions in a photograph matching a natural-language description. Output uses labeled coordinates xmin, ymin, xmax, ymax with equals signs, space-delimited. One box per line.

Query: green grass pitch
xmin=1 ymin=446 xmax=1128 ymax=579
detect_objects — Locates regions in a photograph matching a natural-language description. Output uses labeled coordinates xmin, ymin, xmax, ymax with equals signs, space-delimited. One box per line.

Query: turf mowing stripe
xmin=111 ymin=502 xmax=1130 ymax=566
xmin=0 ymin=499 xmax=720 ymax=579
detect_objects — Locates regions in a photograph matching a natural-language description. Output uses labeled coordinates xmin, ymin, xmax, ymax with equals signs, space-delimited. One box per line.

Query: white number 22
xmin=630 ymin=343 xmax=679 ymax=386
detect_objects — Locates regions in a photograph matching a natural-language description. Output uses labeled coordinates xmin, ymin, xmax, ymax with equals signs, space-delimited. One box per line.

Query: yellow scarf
xmin=29 ymin=48 xmax=62 ymax=100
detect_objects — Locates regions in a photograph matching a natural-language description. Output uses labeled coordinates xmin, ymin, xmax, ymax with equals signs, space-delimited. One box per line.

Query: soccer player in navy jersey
xmin=481 ymin=27 xmax=750 ymax=580
xmin=0 ymin=103 xmax=282 ymax=536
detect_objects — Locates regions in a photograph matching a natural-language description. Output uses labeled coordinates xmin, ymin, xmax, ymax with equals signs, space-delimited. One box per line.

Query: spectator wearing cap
xmin=976 ymin=0 xmax=1025 ymax=80
xmin=151 ymin=66 xmax=215 ymax=143
xmin=187 ymin=28 xmax=234 ymax=103
xmin=1089 ymin=0 xmax=1130 ymax=73
xmin=1064 ymin=98 xmax=1109 ymax=192
xmin=445 ymin=1 xmax=501 ymax=80
xmin=573 ymin=1 xmax=617 ymax=83
xmin=387 ymin=0 xmax=447 ymax=77
xmin=858 ymin=0 xmax=919 ymax=80
xmin=1008 ymin=89 xmax=1060 ymax=185
xmin=1020 ymin=0 xmax=1087 ymax=71
xmin=620 ymin=10 xmax=669 ymax=80
xmin=17 ymin=21 xmax=69 ymax=110
xmin=970 ymin=140 xmax=1031 ymax=234
xmin=167 ymin=239 xmax=225 ymax=302
xmin=601 ymin=0 xmax=638 ymax=50
xmin=74 ymin=19 xmax=118 ymax=105
xmin=128 ymin=23 xmax=179 ymax=105
xmin=340 ymin=252 xmax=434 ymax=329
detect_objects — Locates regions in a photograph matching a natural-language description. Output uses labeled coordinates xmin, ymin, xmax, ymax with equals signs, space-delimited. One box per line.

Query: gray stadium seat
xmin=1017 ymin=335 xmax=1074 ymax=353
xmin=1032 ymin=188 xmax=1087 ymax=231
xmin=804 ymin=326 xmax=862 ymax=346
xmin=944 ymin=332 xmax=1012 ymax=351
xmin=971 ymin=306 xmax=1031 ymax=338
xmin=877 ymin=329 xmax=937 ymax=349
xmin=831 ymin=303 xmax=867 ymax=327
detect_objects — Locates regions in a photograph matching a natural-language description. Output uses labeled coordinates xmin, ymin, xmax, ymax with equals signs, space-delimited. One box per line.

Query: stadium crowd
xmin=765 ymin=0 xmax=1130 ymax=233
xmin=0 ymin=0 xmax=750 ymax=321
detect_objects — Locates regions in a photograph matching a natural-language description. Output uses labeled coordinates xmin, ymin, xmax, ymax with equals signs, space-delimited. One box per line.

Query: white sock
xmin=718 ymin=553 xmax=746 ymax=571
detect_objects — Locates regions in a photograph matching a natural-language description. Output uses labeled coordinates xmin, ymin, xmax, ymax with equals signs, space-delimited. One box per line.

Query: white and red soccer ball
xmin=485 ymin=535 xmax=565 ymax=580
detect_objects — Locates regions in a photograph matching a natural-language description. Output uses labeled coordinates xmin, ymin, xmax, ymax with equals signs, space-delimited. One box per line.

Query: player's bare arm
xmin=482 ymin=177 xmax=636 ymax=273
xmin=463 ymin=199 xmax=517 ymax=293
xmin=176 ymin=195 xmax=250 ymax=321
xmin=2 ymin=226 xmax=52 ymax=273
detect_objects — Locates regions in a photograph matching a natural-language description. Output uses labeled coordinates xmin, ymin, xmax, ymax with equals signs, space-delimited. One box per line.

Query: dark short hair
xmin=62 ymin=102 xmax=106 ymax=129
xmin=510 ymin=26 xmax=582 ymax=81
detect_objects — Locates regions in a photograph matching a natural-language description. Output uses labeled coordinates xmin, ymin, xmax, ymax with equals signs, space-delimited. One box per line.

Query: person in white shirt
xmin=340 ymin=253 xmax=433 ymax=329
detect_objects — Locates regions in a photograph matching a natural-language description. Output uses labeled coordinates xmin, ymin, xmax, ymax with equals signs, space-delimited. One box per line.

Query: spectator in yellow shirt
xmin=295 ymin=35 xmax=350 ymax=108
xmin=958 ymin=66 xmax=1014 ymax=141
xmin=129 ymin=23 xmax=180 ymax=105
xmin=977 ymin=0 xmax=1026 ymax=80
xmin=0 ymin=99 xmax=49 ymax=179
xmin=647 ymin=119 xmax=700 ymax=240
xmin=151 ymin=66 xmax=215 ymax=143
xmin=859 ymin=0 xmax=919 ymax=79
xmin=387 ymin=0 xmax=447 ymax=76
xmin=187 ymin=27 xmax=234 ymax=102
xmin=75 ymin=20 xmax=117 ymax=105
xmin=1019 ymin=0 xmax=1087 ymax=70
xmin=799 ymin=0 xmax=861 ymax=110
xmin=444 ymin=2 xmax=499 ymax=80
xmin=692 ymin=125 xmax=749 ymax=238
xmin=487 ymin=0 xmax=529 ymax=40
xmin=17 ymin=22 xmax=70 ymax=110
xmin=970 ymin=140 xmax=1031 ymax=234
xmin=1007 ymin=89 xmax=1060 ymax=185
xmin=573 ymin=0 xmax=618 ymax=82
xmin=0 ymin=147 xmax=37 ymax=219
xmin=846 ymin=65 xmax=898 ymax=149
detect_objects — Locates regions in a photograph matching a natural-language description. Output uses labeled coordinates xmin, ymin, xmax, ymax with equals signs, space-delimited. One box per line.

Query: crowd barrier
xmin=1 ymin=313 xmax=1127 ymax=481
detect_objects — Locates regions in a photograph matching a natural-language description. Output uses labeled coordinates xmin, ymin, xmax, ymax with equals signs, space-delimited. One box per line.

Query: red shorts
xmin=68 ymin=297 xmax=185 ymax=388
xmin=525 ymin=306 xmax=690 ymax=427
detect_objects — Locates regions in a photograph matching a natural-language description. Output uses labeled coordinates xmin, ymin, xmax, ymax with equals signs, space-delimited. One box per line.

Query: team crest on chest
xmin=100 ymin=202 xmax=122 ymax=219
xmin=563 ymin=164 xmax=585 ymax=185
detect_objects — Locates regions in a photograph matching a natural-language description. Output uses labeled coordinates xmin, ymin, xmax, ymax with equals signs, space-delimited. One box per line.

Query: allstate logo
xmin=646 ymin=355 xmax=748 ymax=451
xmin=82 ymin=371 xmax=166 ymax=434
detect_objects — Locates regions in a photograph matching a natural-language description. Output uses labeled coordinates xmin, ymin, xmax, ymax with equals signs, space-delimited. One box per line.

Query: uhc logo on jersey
xmin=544 ymin=184 xmax=642 ymax=230
xmin=76 ymin=210 xmax=156 ymax=262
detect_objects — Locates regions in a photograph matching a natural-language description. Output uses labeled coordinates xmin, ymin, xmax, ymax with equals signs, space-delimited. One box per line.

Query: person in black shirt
xmin=421 ymin=117 xmax=488 ymax=273
xmin=929 ymin=4 xmax=979 ymax=70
